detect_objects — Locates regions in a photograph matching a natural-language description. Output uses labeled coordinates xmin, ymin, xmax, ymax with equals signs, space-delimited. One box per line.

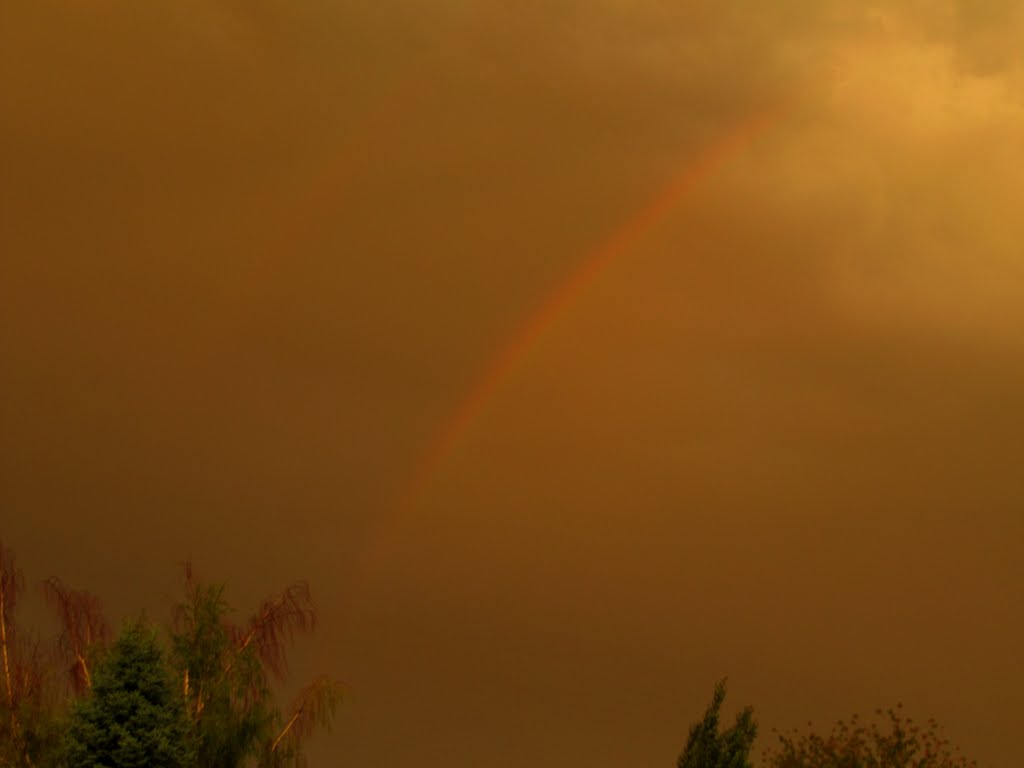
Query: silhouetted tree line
xmin=0 ymin=541 xmax=341 ymax=767
xmin=679 ymin=681 xmax=978 ymax=768
xmin=1 ymin=541 xmax=980 ymax=767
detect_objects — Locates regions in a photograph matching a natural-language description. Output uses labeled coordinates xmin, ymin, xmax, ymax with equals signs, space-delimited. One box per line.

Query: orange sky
xmin=1 ymin=2 xmax=1023 ymax=766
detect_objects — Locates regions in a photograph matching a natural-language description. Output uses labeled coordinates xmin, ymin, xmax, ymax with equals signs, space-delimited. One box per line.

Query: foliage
xmin=169 ymin=564 xmax=343 ymax=768
xmin=0 ymin=542 xmax=62 ymax=768
xmin=0 ymin=546 xmax=342 ymax=768
xmin=43 ymin=579 xmax=109 ymax=698
xmin=678 ymin=679 xmax=758 ymax=768
xmin=170 ymin=577 xmax=274 ymax=767
xmin=62 ymin=621 xmax=192 ymax=768
xmin=261 ymin=675 xmax=343 ymax=768
xmin=762 ymin=703 xmax=978 ymax=768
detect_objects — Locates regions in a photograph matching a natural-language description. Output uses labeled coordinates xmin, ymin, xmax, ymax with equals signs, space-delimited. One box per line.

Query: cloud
xmin=576 ymin=1 xmax=1024 ymax=347
xmin=767 ymin=7 xmax=1024 ymax=343
xmin=3 ymin=4 xmax=1023 ymax=767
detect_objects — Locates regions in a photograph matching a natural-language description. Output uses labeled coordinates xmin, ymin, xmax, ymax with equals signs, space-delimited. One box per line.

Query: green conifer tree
xmin=677 ymin=679 xmax=757 ymax=768
xmin=63 ymin=621 xmax=192 ymax=768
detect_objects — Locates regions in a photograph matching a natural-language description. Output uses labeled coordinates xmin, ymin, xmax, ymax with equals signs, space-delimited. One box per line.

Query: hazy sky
xmin=2 ymin=2 xmax=1022 ymax=766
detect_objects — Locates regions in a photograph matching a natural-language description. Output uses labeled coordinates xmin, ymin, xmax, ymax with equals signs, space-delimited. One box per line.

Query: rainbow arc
xmin=401 ymin=81 xmax=818 ymax=505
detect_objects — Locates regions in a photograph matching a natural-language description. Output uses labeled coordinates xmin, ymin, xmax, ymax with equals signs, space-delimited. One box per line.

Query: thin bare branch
xmin=270 ymin=676 xmax=344 ymax=755
xmin=43 ymin=578 xmax=109 ymax=696
xmin=271 ymin=710 xmax=303 ymax=754
xmin=232 ymin=583 xmax=316 ymax=681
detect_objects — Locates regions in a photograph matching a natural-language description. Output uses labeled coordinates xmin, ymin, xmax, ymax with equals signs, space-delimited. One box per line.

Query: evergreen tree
xmin=677 ymin=679 xmax=757 ymax=768
xmin=63 ymin=621 xmax=192 ymax=768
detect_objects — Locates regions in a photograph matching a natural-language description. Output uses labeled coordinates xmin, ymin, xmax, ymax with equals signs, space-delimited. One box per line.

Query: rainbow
xmin=400 ymin=82 xmax=817 ymax=505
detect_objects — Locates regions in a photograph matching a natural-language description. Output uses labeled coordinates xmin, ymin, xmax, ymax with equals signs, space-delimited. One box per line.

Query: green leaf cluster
xmin=170 ymin=581 xmax=275 ymax=768
xmin=167 ymin=572 xmax=342 ymax=768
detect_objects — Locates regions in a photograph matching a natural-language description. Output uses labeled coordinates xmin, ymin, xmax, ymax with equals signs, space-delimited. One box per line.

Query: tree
xmin=169 ymin=565 xmax=342 ymax=768
xmin=63 ymin=621 xmax=192 ymax=768
xmin=170 ymin=577 xmax=274 ymax=768
xmin=0 ymin=546 xmax=342 ymax=768
xmin=43 ymin=579 xmax=109 ymax=698
xmin=678 ymin=679 xmax=758 ymax=768
xmin=762 ymin=703 xmax=978 ymax=768
xmin=0 ymin=541 xmax=24 ymax=765
xmin=0 ymin=542 xmax=61 ymax=768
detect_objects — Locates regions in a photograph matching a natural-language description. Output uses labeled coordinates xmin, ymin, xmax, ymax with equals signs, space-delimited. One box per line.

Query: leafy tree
xmin=0 ymin=542 xmax=62 ymax=768
xmin=678 ymin=679 xmax=757 ymax=768
xmin=169 ymin=565 xmax=342 ymax=768
xmin=762 ymin=703 xmax=978 ymax=768
xmin=63 ymin=620 xmax=192 ymax=768
xmin=0 ymin=546 xmax=341 ymax=768
xmin=170 ymin=577 xmax=274 ymax=767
